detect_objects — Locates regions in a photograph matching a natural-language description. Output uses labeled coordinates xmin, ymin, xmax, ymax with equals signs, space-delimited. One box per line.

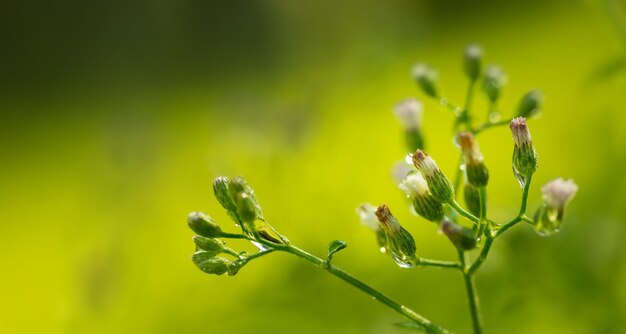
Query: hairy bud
xmin=394 ymin=98 xmax=425 ymax=150
xmin=192 ymin=252 xmax=230 ymax=275
xmin=463 ymin=183 xmax=481 ymax=217
xmin=357 ymin=204 xmax=388 ymax=253
xmin=375 ymin=205 xmax=418 ymax=268
xmin=482 ymin=65 xmax=507 ymax=103
xmin=457 ymin=132 xmax=489 ymax=187
xmin=193 ymin=235 xmax=226 ymax=254
xmin=399 ymin=172 xmax=444 ymax=222
xmin=464 ymin=44 xmax=482 ymax=82
xmin=509 ymin=117 xmax=538 ymax=187
xmin=533 ymin=178 xmax=578 ymax=236
xmin=188 ymin=212 xmax=222 ymax=238
xmin=440 ymin=219 xmax=477 ymax=251
xmin=516 ymin=89 xmax=543 ymax=119
xmin=412 ymin=63 xmax=439 ymax=98
xmin=410 ymin=150 xmax=454 ymax=203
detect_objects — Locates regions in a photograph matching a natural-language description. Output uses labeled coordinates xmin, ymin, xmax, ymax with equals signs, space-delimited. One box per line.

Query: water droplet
xmin=391 ymin=254 xmax=417 ymax=268
xmin=250 ymin=241 xmax=271 ymax=251
xmin=513 ymin=167 xmax=526 ymax=188
xmin=488 ymin=112 xmax=501 ymax=123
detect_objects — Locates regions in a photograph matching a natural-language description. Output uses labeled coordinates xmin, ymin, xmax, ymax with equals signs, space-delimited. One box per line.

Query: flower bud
xmin=410 ymin=150 xmax=454 ymax=203
xmin=399 ymin=172 xmax=444 ymax=222
xmin=394 ymin=98 xmax=425 ymax=150
xmin=357 ymin=204 xmax=388 ymax=253
xmin=193 ymin=235 xmax=226 ymax=254
xmin=228 ymin=177 xmax=262 ymax=224
xmin=187 ymin=212 xmax=222 ymax=238
xmin=509 ymin=117 xmax=538 ymax=187
xmin=516 ymin=89 xmax=543 ymax=118
xmin=213 ymin=176 xmax=237 ymax=212
xmin=192 ymin=252 xmax=230 ymax=275
xmin=533 ymin=178 xmax=578 ymax=236
xmin=456 ymin=132 xmax=489 ymax=187
xmin=375 ymin=205 xmax=418 ymax=268
xmin=440 ymin=219 xmax=476 ymax=251
xmin=482 ymin=65 xmax=507 ymax=103
xmin=411 ymin=63 xmax=439 ymax=98
xmin=463 ymin=183 xmax=481 ymax=217
xmin=464 ymin=44 xmax=482 ymax=82
xmin=227 ymin=259 xmax=246 ymax=276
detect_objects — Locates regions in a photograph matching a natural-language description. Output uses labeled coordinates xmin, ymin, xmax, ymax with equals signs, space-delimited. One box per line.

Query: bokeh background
xmin=2 ymin=1 xmax=626 ymax=333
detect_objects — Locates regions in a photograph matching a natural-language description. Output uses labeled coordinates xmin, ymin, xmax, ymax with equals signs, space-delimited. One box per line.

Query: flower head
xmin=532 ymin=178 xmax=578 ymax=236
xmin=411 ymin=63 xmax=439 ymax=98
xmin=394 ymin=98 xmax=423 ymax=130
xmin=483 ymin=65 xmax=507 ymax=102
xmin=375 ymin=205 xmax=418 ymax=268
xmin=509 ymin=117 xmax=538 ymax=186
xmin=456 ymin=132 xmax=489 ymax=187
xmin=410 ymin=150 xmax=454 ymax=203
xmin=399 ymin=172 xmax=444 ymax=222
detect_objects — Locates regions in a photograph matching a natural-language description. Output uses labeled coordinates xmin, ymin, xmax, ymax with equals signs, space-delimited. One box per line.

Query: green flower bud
xmin=464 ymin=44 xmax=482 ymax=82
xmin=411 ymin=150 xmax=454 ymax=203
xmin=516 ymin=89 xmax=543 ymax=118
xmin=411 ymin=63 xmax=439 ymax=98
xmin=394 ymin=98 xmax=425 ymax=151
xmin=532 ymin=178 xmax=578 ymax=236
xmin=375 ymin=205 xmax=418 ymax=268
xmin=510 ymin=117 xmax=538 ymax=187
xmin=227 ymin=259 xmax=246 ymax=276
xmin=228 ymin=177 xmax=262 ymax=224
xmin=440 ymin=219 xmax=476 ymax=251
xmin=187 ymin=212 xmax=222 ymax=238
xmin=213 ymin=176 xmax=237 ymax=212
xmin=193 ymin=235 xmax=226 ymax=254
xmin=398 ymin=172 xmax=444 ymax=222
xmin=192 ymin=252 xmax=230 ymax=275
xmin=482 ymin=65 xmax=507 ymax=103
xmin=456 ymin=132 xmax=489 ymax=187
xmin=463 ymin=183 xmax=481 ymax=217
xmin=357 ymin=203 xmax=388 ymax=253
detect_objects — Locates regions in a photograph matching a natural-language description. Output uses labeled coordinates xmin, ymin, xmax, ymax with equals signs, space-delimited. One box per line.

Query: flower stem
xmin=283 ymin=245 xmax=451 ymax=334
xmin=418 ymin=258 xmax=463 ymax=269
xmin=448 ymin=200 xmax=480 ymax=225
xmin=459 ymin=251 xmax=482 ymax=334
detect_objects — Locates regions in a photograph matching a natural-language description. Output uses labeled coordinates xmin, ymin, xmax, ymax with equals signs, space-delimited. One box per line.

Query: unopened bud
xmin=228 ymin=177 xmax=262 ymax=224
xmin=192 ymin=252 xmax=230 ymax=275
xmin=410 ymin=150 xmax=454 ymax=203
xmin=188 ymin=212 xmax=222 ymax=238
xmin=411 ymin=63 xmax=439 ymax=98
xmin=457 ymin=132 xmax=489 ymax=187
xmin=399 ymin=172 xmax=444 ymax=222
xmin=464 ymin=44 xmax=482 ymax=82
xmin=533 ymin=178 xmax=578 ymax=236
xmin=227 ymin=259 xmax=246 ymax=276
xmin=193 ymin=235 xmax=226 ymax=254
xmin=440 ymin=219 xmax=476 ymax=251
xmin=463 ymin=183 xmax=481 ymax=217
xmin=516 ymin=89 xmax=543 ymax=118
xmin=509 ymin=118 xmax=538 ymax=186
xmin=394 ymin=98 xmax=425 ymax=150
xmin=482 ymin=65 xmax=507 ymax=103
xmin=375 ymin=205 xmax=418 ymax=268
xmin=357 ymin=204 xmax=388 ymax=253
xmin=213 ymin=177 xmax=236 ymax=212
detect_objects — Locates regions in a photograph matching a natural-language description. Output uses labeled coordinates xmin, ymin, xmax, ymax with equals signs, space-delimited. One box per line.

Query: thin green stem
xmin=418 ymin=258 xmax=463 ymax=269
xmin=220 ymin=232 xmax=248 ymax=239
xmin=243 ymin=249 xmax=275 ymax=262
xmin=284 ymin=245 xmax=451 ymax=334
xmin=459 ymin=251 xmax=482 ymax=334
xmin=448 ymin=200 xmax=480 ymax=225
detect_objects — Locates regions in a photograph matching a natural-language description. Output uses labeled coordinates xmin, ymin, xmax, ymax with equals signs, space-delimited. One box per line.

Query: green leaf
xmin=326 ymin=240 xmax=347 ymax=263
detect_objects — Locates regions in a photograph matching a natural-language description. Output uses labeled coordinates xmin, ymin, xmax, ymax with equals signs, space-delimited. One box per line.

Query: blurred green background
xmin=1 ymin=0 xmax=626 ymax=333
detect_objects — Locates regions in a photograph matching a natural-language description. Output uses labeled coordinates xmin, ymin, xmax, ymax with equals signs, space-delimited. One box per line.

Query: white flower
xmin=393 ymin=98 xmax=423 ymax=130
xmin=399 ymin=172 xmax=429 ymax=198
xmin=356 ymin=203 xmax=380 ymax=231
xmin=542 ymin=178 xmax=578 ymax=210
xmin=509 ymin=117 xmax=532 ymax=146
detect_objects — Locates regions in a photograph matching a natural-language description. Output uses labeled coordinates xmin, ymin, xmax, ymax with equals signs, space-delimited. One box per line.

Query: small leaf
xmin=326 ymin=240 xmax=347 ymax=263
xmin=393 ymin=321 xmax=427 ymax=332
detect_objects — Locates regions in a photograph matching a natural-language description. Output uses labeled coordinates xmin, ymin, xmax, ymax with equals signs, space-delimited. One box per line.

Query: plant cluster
xmin=186 ymin=45 xmax=578 ymax=333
